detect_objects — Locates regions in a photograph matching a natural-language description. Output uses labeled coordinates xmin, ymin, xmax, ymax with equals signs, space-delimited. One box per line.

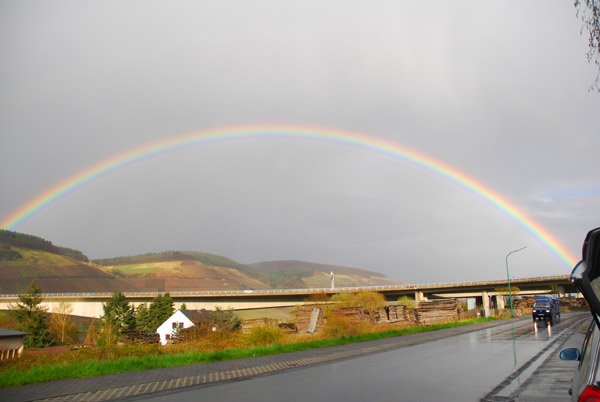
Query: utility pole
xmin=506 ymin=246 xmax=527 ymax=317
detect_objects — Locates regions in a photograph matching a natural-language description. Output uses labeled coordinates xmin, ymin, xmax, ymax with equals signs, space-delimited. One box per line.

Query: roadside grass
xmin=0 ymin=317 xmax=499 ymax=389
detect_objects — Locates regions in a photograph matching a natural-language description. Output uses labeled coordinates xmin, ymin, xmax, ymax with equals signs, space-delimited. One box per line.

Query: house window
xmin=172 ymin=322 xmax=178 ymax=329
xmin=179 ymin=322 xmax=184 ymax=329
xmin=166 ymin=334 xmax=170 ymax=339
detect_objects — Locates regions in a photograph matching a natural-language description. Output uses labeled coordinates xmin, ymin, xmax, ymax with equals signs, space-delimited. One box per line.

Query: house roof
xmin=0 ymin=328 xmax=29 ymax=337
xmin=180 ymin=309 xmax=211 ymax=324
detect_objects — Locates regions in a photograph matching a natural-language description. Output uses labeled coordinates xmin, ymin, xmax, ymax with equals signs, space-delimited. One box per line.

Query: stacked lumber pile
xmin=415 ymin=299 xmax=461 ymax=325
xmin=241 ymin=318 xmax=279 ymax=334
xmin=373 ymin=305 xmax=415 ymax=327
xmin=332 ymin=307 xmax=369 ymax=324
xmin=121 ymin=331 xmax=160 ymax=345
xmin=405 ymin=308 xmax=417 ymax=324
xmin=376 ymin=305 xmax=412 ymax=323
xmin=295 ymin=307 xmax=324 ymax=333
xmin=559 ymin=297 xmax=589 ymax=310
xmin=389 ymin=305 xmax=407 ymax=321
xmin=513 ymin=297 xmax=536 ymax=310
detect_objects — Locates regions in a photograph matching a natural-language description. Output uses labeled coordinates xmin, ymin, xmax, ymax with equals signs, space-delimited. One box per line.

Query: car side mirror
xmin=560 ymin=348 xmax=581 ymax=361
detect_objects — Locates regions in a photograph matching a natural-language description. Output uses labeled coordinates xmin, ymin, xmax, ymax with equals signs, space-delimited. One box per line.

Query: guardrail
xmin=0 ymin=275 xmax=570 ymax=298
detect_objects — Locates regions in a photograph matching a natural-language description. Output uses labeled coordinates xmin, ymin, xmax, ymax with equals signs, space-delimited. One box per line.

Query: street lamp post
xmin=506 ymin=246 xmax=527 ymax=317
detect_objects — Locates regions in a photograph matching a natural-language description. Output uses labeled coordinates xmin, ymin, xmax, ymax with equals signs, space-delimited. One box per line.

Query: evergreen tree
xmin=100 ymin=291 xmax=135 ymax=342
xmin=210 ymin=307 xmax=241 ymax=332
xmin=135 ymin=303 xmax=152 ymax=332
xmin=148 ymin=293 xmax=174 ymax=331
xmin=10 ymin=278 xmax=54 ymax=348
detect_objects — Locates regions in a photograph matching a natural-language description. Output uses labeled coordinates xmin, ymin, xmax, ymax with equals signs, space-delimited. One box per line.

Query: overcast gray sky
xmin=1 ymin=1 xmax=598 ymax=284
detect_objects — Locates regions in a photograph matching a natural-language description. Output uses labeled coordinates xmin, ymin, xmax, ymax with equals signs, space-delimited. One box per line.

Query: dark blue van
xmin=532 ymin=296 xmax=560 ymax=321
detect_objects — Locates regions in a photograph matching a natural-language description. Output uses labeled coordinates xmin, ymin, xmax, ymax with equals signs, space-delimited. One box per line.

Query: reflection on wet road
xmin=135 ymin=313 xmax=590 ymax=402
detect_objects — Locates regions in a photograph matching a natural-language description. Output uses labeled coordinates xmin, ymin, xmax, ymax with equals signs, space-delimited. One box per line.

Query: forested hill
xmin=0 ymin=229 xmax=89 ymax=262
xmin=0 ymin=230 xmax=138 ymax=294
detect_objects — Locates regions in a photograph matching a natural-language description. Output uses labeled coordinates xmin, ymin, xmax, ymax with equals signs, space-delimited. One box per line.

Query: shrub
xmin=245 ymin=325 xmax=283 ymax=347
xmin=210 ymin=307 xmax=242 ymax=332
xmin=331 ymin=291 xmax=387 ymax=313
xmin=324 ymin=315 xmax=369 ymax=338
xmin=304 ymin=293 xmax=331 ymax=304
xmin=397 ymin=296 xmax=415 ymax=309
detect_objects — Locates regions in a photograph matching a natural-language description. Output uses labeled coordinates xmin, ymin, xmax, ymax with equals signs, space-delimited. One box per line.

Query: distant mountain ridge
xmin=0 ymin=230 xmax=404 ymax=294
xmin=248 ymin=260 xmax=405 ymax=288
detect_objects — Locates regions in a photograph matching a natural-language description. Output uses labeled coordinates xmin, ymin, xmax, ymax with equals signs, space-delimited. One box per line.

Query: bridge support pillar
xmin=496 ymin=295 xmax=505 ymax=310
xmin=557 ymin=286 xmax=565 ymax=298
xmin=414 ymin=291 xmax=426 ymax=307
xmin=482 ymin=291 xmax=490 ymax=317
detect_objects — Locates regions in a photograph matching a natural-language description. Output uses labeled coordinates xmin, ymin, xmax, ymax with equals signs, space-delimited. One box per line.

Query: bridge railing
xmin=0 ymin=275 xmax=570 ymax=298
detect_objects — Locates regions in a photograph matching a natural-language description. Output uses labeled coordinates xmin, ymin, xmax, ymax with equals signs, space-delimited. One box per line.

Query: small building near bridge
xmin=0 ymin=328 xmax=29 ymax=360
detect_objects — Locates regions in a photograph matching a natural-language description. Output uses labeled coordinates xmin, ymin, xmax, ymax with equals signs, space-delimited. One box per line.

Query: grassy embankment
xmin=0 ymin=317 xmax=499 ymax=389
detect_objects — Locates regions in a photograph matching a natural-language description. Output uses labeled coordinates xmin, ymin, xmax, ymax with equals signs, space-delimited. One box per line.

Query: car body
xmin=560 ymin=227 xmax=600 ymax=401
xmin=532 ymin=296 xmax=560 ymax=321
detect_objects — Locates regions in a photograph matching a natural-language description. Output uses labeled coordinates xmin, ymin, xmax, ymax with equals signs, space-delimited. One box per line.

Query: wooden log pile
xmin=376 ymin=306 xmax=389 ymax=322
xmin=376 ymin=305 xmax=412 ymax=323
xmin=121 ymin=331 xmax=160 ymax=345
xmin=559 ymin=297 xmax=589 ymax=310
xmin=295 ymin=307 xmax=325 ymax=333
xmin=513 ymin=297 xmax=537 ymax=310
xmin=332 ymin=307 xmax=370 ymax=324
xmin=389 ymin=305 xmax=406 ymax=321
xmin=404 ymin=308 xmax=417 ymax=324
xmin=415 ymin=299 xmax=461 ymax=325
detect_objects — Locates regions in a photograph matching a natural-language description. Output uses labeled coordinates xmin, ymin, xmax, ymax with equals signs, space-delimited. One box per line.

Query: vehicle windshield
xmin=533 ymin=302 xmax=550 ymax=308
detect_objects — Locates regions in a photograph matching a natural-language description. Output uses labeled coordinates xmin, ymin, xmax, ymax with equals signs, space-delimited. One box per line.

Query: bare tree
xmin=575 ymin=0 xmax=600 ymax=91
xmin=50 ymin=301 xmax=77 ymax=345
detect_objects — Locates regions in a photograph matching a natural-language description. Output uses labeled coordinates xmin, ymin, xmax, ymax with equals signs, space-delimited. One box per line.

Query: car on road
xmin=560 ymin=227 xmax=600 ymax=401
xmin=532 ymin=296 xmax=560 ymax=322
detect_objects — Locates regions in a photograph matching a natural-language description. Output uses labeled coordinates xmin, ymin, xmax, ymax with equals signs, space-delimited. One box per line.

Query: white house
xmin=156 ymin=309 xmax=210 ymax=345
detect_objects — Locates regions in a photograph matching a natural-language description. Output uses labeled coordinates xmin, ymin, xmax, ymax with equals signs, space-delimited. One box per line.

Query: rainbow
xmin=0 ymin=124 xmax=578 ymax=268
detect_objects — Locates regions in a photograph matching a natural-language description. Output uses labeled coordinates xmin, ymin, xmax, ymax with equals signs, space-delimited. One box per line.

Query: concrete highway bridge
xmin=0 ymin=275 xmax=575 ymax=318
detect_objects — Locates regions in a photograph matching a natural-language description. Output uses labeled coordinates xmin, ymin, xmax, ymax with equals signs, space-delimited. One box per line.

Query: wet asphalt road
xmin=131 ymin=313 xmax=590 ymax=402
